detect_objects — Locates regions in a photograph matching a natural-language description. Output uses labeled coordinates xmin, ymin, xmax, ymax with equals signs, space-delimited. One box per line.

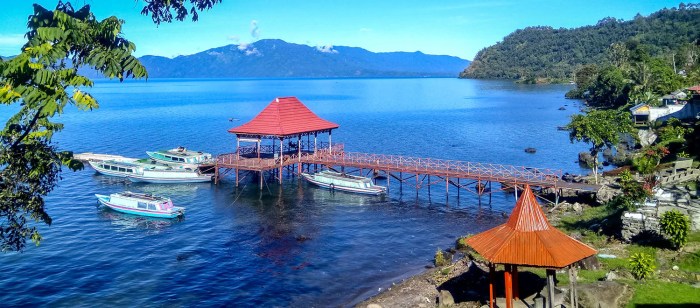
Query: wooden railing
xmin=218 ymin=143 xmax=561 ymax=185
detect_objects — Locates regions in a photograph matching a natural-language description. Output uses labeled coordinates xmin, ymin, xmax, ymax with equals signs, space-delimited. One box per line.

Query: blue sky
xmin=0 ymin=0 xmax=683 ymax=60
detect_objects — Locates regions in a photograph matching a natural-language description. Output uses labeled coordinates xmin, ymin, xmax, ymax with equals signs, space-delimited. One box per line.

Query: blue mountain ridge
xmin=138 ymin=39 xmax=470 ymax=78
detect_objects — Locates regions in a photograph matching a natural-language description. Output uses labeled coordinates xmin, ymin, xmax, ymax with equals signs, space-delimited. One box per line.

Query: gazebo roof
xmin=228 ymin=97 xmax=339 ymax=137
xmin=466 ymin=185 xmax=596 ymax=268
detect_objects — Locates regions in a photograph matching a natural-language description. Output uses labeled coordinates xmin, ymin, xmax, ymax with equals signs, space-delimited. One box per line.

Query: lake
xmin=0 ymin=78 xmax=588 ymax=306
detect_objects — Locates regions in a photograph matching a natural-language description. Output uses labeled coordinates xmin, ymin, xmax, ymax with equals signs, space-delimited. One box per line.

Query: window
xmin=147 ymin=204 xmax=157 ymax=211
xmin=137 ymin=202 xmax=147 ymax=209
xmin=110 ymin=166 xmax=118 ymax=171
xmin=126 ymin=169 xmax=133 ymax=173
xmin=179 ymin=157 xmax=185 ymax=162
xmin=118 ymin=167 xmax=126 ymax=172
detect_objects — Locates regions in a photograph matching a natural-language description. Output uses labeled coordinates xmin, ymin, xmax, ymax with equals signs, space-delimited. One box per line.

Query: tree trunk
xmin=592 ymin=149 xmax=599 ymax=184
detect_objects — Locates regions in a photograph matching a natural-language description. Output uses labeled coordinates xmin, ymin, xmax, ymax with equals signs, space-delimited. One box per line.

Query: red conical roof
xmin=466 ymin=185 xmax=596 ymax=268
xmin=229 ymin=97 xmax=339 ymax=137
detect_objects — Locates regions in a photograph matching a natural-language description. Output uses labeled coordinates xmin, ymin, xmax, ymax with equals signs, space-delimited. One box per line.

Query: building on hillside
xmin=630 ymin=102 xmax=685 ymax=124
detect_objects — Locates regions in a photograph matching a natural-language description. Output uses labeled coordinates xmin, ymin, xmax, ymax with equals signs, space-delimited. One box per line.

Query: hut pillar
xmin=488 ymin=263 xmax=496 ymax=308
xmin=568 ymin=266 xmax=578 ymax=307
xmin=504 ymin=264 xmax=513 ymax=308
xmin=279 ymin=138 xmax=284 ymax=184
xmin=546 ymin=269 xmax=556 ymax=308
xmin=329 ymin=131 xmax=333 ymax=154
xmin=513 ymin=265 xmax=519 ymax=300
xmin=297 ymin=134 xmax=302 ymax=174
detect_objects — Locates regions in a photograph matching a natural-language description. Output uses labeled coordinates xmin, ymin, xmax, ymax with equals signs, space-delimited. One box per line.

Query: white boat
xmin=95 ymin=191 xmax=184 ymax=218
xmin=146 ymin=147 xmax=213 ymax=165
xmin=301 ymin=170 xmax=387 ymax=195
xmin=74 ymin=152 xmax=137 ymax=163
xmin=88 ymin=159 xmax=212 ymax=183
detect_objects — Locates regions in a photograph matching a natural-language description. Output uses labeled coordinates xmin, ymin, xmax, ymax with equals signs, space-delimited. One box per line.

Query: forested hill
xmin=138 ymin=39 xmax=470 ymax=78
xmin=460 ymin=5 xmax=700 ymax=80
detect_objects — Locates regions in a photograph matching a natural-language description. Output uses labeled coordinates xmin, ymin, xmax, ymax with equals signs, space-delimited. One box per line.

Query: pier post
xmin=235 ymin=168 xmax=239 ymax=187
xmin=445 ymin=177 xmax=449 ymax=202
xmin=297 ymin=134 xmax=301 ymax=175
xmin=386 ymin=170 xmax=390 ymax=192
xmin=259 ymin=171 xmax=263 ymax=190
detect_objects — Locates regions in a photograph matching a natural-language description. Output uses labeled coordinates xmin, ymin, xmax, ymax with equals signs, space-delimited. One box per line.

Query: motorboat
xmin=301 ymin=170 xmax=386 ymax=195
xmin=95 ymin=191 xmax=185 ymax=218
xmin=87 ymin=159 xmax=212 ymax=183
xmin=146 ymin=147 xmax=213 ymax=165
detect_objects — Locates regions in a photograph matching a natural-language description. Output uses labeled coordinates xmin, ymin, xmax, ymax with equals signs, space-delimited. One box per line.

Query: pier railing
xmin=217 ymin=144 xmax=562 ymax=187
xmin=301 ymin=151 xmax=562 ymax=186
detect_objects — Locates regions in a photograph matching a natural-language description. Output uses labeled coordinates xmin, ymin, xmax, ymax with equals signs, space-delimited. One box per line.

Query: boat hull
xmin=301 ymin=173 xmax=386 ymax=195
xmin=95 ymin=194 xmax=184 ymax=218
xmin=127 ymin=174 xmax=212 ymax=184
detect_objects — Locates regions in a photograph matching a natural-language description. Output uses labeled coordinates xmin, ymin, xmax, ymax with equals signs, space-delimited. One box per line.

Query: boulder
xmin=577 ymin=255 xmax=601 ymax=270
xmin=572 ymin=202 xmax=583 ymax=214
xmin=367 ymin=304 xmax=383 ymax=308
xmin=577 ymin=281 xmax=628 ymax=308
xmin=596 ymin=185 xmax=619 ymax=204
xmin=438 ymin=290 xmax=455 ymax=307
xmin=638 ymin=129 xmax=657 ymax=147
xmin=578 ymin=152 xmax=595 ymax=166
xmin=605 ymin=271 xmax=618 ymax=281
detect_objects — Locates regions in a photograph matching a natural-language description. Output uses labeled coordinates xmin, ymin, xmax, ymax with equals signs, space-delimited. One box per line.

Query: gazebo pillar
xmin=314 ymin=133 xmax=317 ymax=153
xmin=513 ymin=265 xmax=519 ymax=300
xmin=329 ymin=130 xmax=333 ymax=154
xmin=297 ymin=134 xmax=302 ymax=174
xmin=279 ymin=138 xmax=284 ymax=184
xmin=546 ymin=269 xmax=556 ymax=308
xmin=236 ymin=136 xmax=240 ymax=160
xmin=504 ymin=264 xmax=513 ymax=308
xmin=488 ymin=263 xmax=496 ymax=308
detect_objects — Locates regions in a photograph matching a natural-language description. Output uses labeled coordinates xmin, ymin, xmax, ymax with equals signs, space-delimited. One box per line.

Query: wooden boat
xmin=301 ymin=170 xmax=386 ymax=195
xmin=146 ymin=147 xmax=213 ymax=165
xmin=88 ymin=159 xmax=213 ymax=183
xmin=95 ymin=191 xmax=184 ymax=218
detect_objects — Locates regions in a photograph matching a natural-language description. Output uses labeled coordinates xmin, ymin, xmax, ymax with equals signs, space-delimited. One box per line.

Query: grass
xmin=627 ymin=281 xmax=700 ymax=307
xmin=678 ymin=250 xmax=700 ymax=272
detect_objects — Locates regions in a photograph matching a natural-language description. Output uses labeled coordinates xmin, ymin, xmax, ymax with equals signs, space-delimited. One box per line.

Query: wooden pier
xmin=215 ymin=96 xmax=600 ymax=202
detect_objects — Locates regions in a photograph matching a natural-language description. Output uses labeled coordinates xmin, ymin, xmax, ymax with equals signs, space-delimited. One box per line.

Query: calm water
xmin=0 ymin=78 xmax=588 ymax=307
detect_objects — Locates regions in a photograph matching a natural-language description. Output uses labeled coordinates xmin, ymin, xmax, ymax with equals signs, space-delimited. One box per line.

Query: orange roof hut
xmin=466 ymin=185 xmax=596 ymax=308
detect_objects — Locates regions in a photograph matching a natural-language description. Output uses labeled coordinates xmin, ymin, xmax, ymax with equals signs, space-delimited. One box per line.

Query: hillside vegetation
xmin=460 ymin=4 xmax=700 ymax=81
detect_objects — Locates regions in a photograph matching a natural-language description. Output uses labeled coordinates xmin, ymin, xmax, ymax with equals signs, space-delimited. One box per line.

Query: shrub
xmin=455 ymin=235 xmax=471 ymax=250
xmin=434 ymin=248 xmax=448 ymax=267
xmin=629 ymin=252 xmax=656 ymax=280
xmin=660 ymin=210 xmax=691 ymax=249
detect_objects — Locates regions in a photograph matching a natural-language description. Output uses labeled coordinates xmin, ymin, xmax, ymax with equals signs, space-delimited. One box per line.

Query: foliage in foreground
xmin=0 ymin=2 xmax=146 ymax=251
xmin=659 ymin=210 xmax=691 ymax=250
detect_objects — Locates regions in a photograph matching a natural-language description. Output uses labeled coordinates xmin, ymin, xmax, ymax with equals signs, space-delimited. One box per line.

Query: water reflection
xmin=98 ymin=209 xmax=182 ymax=233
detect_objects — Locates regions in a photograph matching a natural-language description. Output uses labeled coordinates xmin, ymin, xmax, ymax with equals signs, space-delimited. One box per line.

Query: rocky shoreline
xmin=355 ymin=163 xmax=700 ymax=308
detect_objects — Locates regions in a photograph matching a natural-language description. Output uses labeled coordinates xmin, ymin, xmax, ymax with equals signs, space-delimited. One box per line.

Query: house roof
xmin=228 ymin=97 xmax=339 ymax=137
xmin=466 ymin=185 xmax=597 ymax=268
xmin=630 ymin=103 xmax=650 ymax=115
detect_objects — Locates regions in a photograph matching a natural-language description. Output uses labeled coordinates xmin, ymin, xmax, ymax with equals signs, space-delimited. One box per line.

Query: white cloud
xmin=238 ymin=43 xmax=249 ymax=50
xmin=250 ymin=20 xmax=260 ymax=38
xmin=207 ymin=51 xmax=223 ymax=56
xmin=245 ymin=48 xmax=260 ymax=56
xmin=316 ymin=45 xmax=338 ymax=54
xmin=227 ymin=35 xmax=240 ymax=42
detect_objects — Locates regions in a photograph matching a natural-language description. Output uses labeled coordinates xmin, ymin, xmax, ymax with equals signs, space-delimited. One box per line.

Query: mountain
xmin=138 ymin=39 xmax=470 ymax=78
xmin=461 ymin=5 xmax=700 ymax=80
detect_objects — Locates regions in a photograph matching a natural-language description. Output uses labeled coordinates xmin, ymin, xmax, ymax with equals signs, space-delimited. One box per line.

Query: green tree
xmin=0 ymin=0 xmax=222 ymax=252
xmin=566 ymin=109 xmax=636 ymax=184
xmin=586 ymin=66 xmax=631 ymax=109
xmin=0 ymin=2 xmax=148 ymax=251
xmin=660 ymin=209 xmax=691 ymax=250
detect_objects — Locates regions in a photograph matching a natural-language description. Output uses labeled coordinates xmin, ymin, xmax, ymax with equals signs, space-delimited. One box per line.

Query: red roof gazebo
xmin=466 ymin=185 xmax=596 ymax=308
xmin=229 ymin=96 xmax=339 ymax=163
xmin=229 ymin=96 xmax=338 ymax=137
